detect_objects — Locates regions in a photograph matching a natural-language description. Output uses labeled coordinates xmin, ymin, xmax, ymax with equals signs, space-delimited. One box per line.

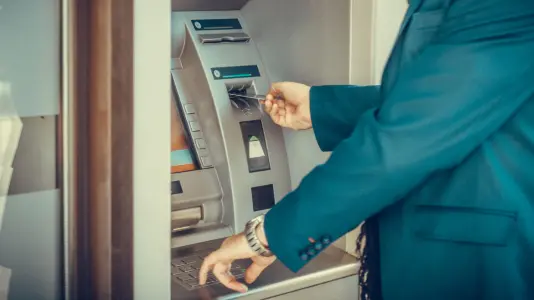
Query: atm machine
xmin=169 ymin=1 xmax=360 ymax=299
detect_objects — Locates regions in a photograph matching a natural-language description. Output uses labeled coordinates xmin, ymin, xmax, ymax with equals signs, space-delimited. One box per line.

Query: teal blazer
xmin=264 ymin=0 xmax=534 ymax=299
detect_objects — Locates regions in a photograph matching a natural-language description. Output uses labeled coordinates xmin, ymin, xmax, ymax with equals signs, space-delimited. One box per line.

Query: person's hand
xmin=198 ymin=231 xmax=276 ymax=293
xmin=263 ymin=82 xmax=312 ymax=130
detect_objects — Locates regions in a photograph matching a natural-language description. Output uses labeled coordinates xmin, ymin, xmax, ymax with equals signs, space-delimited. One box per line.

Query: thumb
xmin=245 ymin=262 xmax=269 ymax=284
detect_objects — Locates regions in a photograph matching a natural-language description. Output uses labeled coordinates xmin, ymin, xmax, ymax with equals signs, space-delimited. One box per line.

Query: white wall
xmin=370 ymin=0 xmax=408 ymax=84
xmin=133 ymin=0 xmax=171 ymax=299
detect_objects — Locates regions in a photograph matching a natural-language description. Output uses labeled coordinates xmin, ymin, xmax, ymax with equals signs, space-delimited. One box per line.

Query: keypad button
xmin=195 ymin=139 xmax=207 ymax=149
xmin=232 ymin=268 xmax=245 ymax=275
xmin=176 ymin=273 xmax=193 ymax=281
xmin=206 ymin=277 xmax=216 ymax=284
xmin=189 ymin=261 xmax=202 ymax=269
xmin=171 ymin=259 xmax=185 ymax=267
xmin=184 ymin=104 xmax=196 ymax=114
xmin=180 ymin=265 xmax=195 ymax=272
xmin=201 ymin=156 xmax=212 ymax=167
xmin=182 ymin=256 xmax=198 ymax=264
xmin=189 ymin=121 xmax=200 ymax=132
xmin=197 ymin=149 xmax=209 ymax=157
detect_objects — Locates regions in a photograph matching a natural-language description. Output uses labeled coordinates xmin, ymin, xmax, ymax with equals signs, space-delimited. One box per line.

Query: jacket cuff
xmin=310 ymin=86 xmax=347 ymax=152
xmin=263 ymin=191 xmax=306 ymax=272
xmin=263 ymin=190 xmax=334 ymax=273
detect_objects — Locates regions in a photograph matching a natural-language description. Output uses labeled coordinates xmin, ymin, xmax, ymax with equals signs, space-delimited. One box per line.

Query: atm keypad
xmin=172 ymin=253 xmax=245 ymax=290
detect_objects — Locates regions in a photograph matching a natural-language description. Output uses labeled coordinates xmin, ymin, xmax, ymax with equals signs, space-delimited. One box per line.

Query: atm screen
xmin=171 ymin=98 xmax=197 ymax=173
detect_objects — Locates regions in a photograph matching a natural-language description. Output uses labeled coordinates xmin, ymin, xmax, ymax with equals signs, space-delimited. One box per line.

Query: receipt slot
xmin=169 ymin=2 xmax=359 ymax=299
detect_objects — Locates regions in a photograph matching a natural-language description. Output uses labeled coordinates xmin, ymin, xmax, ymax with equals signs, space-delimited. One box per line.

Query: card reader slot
xmin=226 ymin=81 xmax=262 ymax=115
xmin=199 ymin=32 xmax=251 ymax=44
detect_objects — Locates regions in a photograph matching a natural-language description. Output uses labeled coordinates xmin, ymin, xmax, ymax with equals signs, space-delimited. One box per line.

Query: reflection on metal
xmin=171 ymin=207 xmax=203 ymax=232
xmin=0 ymin=80 xmax=21 ymax=299
xmin=0 ymin=81 xmax=23 ymax=229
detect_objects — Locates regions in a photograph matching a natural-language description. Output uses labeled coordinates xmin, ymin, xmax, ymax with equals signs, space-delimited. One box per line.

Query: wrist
xmin=244 ymin=214 xmax=272 ymax=257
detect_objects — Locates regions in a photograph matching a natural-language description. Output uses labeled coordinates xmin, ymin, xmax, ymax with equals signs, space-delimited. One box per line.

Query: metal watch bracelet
xmin=244 ymin=214 xmax=273 ymax=257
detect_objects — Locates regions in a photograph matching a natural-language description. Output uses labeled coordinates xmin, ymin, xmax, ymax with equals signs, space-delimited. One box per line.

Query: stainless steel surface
xmin=171 ymin=239 xmax=359 ymax=300
xmin=172 ymin=11 xmax=292 ymax=238
xmin=241 ymin=0 xmax=351 ymax=189
xmin=171 ymin=225 xmax=233 ymax=249
xmin=171 ymin=168 xmax=222 ymax=223
xmin=172 ymin=0 xmax=250 ymax=12
xmin=267 ymin=275 xmax=358 ymax=300
xmin=172 ymin=207 xmax=203 ymax=232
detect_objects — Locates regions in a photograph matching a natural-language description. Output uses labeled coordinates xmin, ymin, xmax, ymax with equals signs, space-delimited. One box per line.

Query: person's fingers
xmin=264 ymin=100 xmax=272 ymax=113
xmin=213 ymin=264 xmax=248 ymax=293
xmin=245 ymin=262 xmax=268 ymax=284
xmin=276 ymin=99 xmax=285 ymax=109
xmin=269 ymin=103 xmax=280 ymax=125
xmin=198 ymin=252 xmax=218 ymax=285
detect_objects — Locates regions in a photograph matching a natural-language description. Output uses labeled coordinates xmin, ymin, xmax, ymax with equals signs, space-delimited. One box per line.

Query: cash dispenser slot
xmin=199 ymin=32 xmax=251 ymax=44
xmin=171 ymin=207 xmax=202 ymax=232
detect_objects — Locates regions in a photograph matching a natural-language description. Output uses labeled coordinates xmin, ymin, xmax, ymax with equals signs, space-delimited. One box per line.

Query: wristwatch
xmin=244 ymin=214 xmax=273 ymax=257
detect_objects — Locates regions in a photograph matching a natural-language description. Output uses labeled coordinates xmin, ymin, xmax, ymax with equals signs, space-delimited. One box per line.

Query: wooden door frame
xmin=64 ymin=0 xmax=134 ymax=298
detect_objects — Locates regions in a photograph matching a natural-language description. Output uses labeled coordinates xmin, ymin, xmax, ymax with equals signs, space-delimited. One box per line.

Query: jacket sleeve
xmin=263 ymin=36 xmax=534 ymax=272
xmin=309 ymin=85 xmax=380 ymax=152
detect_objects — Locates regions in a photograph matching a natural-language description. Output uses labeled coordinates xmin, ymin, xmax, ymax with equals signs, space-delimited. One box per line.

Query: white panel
xmin=0 ymin=189 xmax=61 ymax=300
xmin=349 ymin=0 xmax=375 ymax=86
xmin=242 ymin=0 xmax=351 ymax=188
xmin=133 ymin=0 xmax=172 ymax=299
xmin=8 ymin=116 xmax=57 ymax=195
xmin=372 ymin=0 xmax=408 ymax=84
xmin=0 ymin=0 xmax=60 ymax=117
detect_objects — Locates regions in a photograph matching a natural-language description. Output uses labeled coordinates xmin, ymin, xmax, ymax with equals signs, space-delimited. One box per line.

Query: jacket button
xmin=300 ymin=253 xmax=309 ymax=261
xmin=314 ymin=243 xmax=323 ymax=251
xmin=307 ymin=247 xmax=316 ymax=256
xmin=321 ymin=236 xmax=331 ymax=245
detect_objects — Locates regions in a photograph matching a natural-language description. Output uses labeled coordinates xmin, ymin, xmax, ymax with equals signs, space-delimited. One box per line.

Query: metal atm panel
xmin=170 ymin=10 xmax=359 ymax=300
